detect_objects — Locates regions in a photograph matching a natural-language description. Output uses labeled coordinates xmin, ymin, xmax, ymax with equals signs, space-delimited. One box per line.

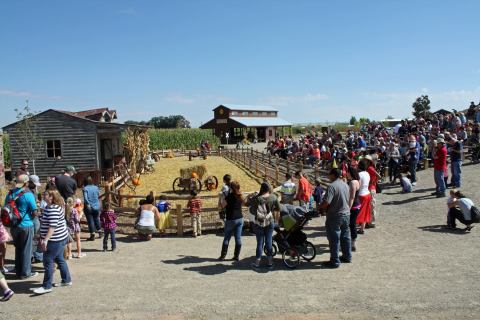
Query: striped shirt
xmin=40 ymin=204 xmax=69 ymax=242
xmin=187 ymin=198 xmax=202 ymax=215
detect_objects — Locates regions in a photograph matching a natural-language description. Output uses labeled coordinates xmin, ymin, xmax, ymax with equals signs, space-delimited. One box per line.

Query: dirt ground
xmin=1 ymin=163 xmax=479 ymax=320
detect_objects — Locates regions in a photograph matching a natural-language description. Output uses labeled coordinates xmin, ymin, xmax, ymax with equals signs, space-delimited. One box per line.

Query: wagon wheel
xmin=173 ymin=177 xmax=184 ymax=194
xmin=190 ymin=178 xmax=202 ymax=193
xmin=204 ymin=175 xmax=219 ymax=191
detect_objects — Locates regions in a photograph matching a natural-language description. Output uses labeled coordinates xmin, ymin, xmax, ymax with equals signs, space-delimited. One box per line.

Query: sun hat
xmin=15 ymin=174 xmax=29 ymax=188
xmin=29 ymin=175 xmax=41 ymax=187
xmin=437 ymin=137 xmax=445 ymax=144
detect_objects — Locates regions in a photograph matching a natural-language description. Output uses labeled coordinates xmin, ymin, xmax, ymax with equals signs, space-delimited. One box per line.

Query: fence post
xmin=256 ymin=159 xmax=259 ymax=175
xmin=286 ymin=159 xmax=290 ymax=173
xmin=176 ymin=204 xmax=183 ymax=236
xmin=300 ymin=160 xmax=304 ymax=172
xmin=189 ymin=151 xmax=192 ymax=161
xmin=243 ymin=153 xmax=247 ymax=167
xmin=251 ymin=147 xmax=253 ymax=156
xmin=275 ymin=164 xmax=279 ymax=185
xmin=118 ymin=187 xmax=123 ymax=207
xmin=105 ymin=183 xmax=111 ymax=204
xmin=262 ymin=152 xmax=265 ymax=163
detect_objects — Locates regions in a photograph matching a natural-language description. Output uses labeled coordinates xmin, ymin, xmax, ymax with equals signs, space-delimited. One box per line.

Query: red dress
xmin=356 ymin=193 xmax=372 ymax=224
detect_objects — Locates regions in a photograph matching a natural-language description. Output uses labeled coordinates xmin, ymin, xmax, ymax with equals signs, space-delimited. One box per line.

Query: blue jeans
xmin=325 ymin=215 xmax=351 ymax=266
xmin=223 ymin=218 xmax=243 ymax=247
xmin=103 ymin=229 xmax=117 ymax=250
xmin=434 ymin=169 xmax=446 ymax=195
xmin=85 ymin=207 xmax=101 ymax=234
xmin=450 ymin=161 xmax=462 ymax=187
xmin=11 ymin=226 xmax=34 ymax=278
xmin=408 ymin=159 xmax=418 ymax=182
xmin=254 ymin=223 xmax=274 ymax=259
xmin=43 ymin=238 xmax=71 ymax=289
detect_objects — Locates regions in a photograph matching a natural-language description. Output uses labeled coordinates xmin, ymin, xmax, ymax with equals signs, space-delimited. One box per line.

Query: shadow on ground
xmin=418 ymin=224 xmax=471 ymax=235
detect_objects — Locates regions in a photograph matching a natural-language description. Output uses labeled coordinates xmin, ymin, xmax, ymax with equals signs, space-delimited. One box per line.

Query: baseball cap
xmin=29 ymin=175 xmax=41 ymax=187
xmin=64 ymin=165 xmax=77 ymax=174
xmin=15 ymin=174 xmax=29 ymax=188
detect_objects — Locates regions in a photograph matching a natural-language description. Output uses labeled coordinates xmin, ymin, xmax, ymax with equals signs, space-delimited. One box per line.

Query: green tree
xmin=349 ymin=116 xmax=357 ymax=125
xmin=386 ymin=115 xmax=394 ymax=119
xmin=412 ymin=95 xmax=431 ymax=118
xmin=358 ymin=117 xmax=370 ymax=124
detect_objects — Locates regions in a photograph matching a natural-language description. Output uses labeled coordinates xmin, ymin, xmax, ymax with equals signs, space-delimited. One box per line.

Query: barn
xmin=200 ymin=104 xmax=292 ymax=143
xmin=3 ymin=108 xmax=147 ymax=184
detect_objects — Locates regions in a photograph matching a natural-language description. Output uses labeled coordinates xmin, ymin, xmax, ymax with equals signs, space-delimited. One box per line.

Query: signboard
xmin=0 ymin=131 xmax=5 ymax=188
xmin=216 ymin=119 xmax=227 ymax=124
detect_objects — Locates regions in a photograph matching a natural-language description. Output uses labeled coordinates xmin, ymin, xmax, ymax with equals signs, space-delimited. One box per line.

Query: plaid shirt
xmin=100 ymin=210 xmax=117 ymax=230
xmin=187 ymin=198 xmax=202 ymax=215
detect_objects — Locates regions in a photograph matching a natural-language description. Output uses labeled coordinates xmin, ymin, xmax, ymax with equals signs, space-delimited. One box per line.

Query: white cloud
xmin=259 ymin=93 xmax=329 ymax=107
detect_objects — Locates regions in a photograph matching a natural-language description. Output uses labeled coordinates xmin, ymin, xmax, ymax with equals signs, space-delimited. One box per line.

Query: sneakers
xmin=340 ymin=256 xmax=352 ymax=263
xmin=1 ymin=289 xmax=14 ymax=301
xmin=1 ymin=266 xmax=10 ymax=274
xmin=321 ymin=261 xmax=340 ymax=269
xmin=53 ymin=281 xmax=72 ymax=287
xmin=32 ymin=287 xmax=52 ymax=295
xmin=87 ymin=234 xmax=96 ymax=241
xmin=73 ymin=253 xmax=86 ymax=259
xmin=20 ymin=272 xmax=38 ymax=280
xmin=251 ymin=259 xmax=261 ymax=269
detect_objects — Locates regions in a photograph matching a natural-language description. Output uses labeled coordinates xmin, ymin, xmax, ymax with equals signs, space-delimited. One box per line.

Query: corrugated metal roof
xmin=230 ymin=117 xmax=292 ymax=127
xmin=221 ymin=104 xmax=278 ymax=112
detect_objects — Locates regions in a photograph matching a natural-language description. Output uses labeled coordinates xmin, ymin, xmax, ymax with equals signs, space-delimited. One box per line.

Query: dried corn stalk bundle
xmin=123 ymin=128 xmax=150 ymax=175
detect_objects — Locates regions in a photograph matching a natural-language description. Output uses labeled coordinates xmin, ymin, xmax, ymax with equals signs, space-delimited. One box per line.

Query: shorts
xmin=136 ymin=225 xmax=157 ymax=235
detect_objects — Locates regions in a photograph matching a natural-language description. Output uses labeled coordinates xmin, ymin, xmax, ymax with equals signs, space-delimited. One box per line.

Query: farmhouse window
xmin=262 ymin=112 xmax=267 ymax=116
xmin=231 ymin=111 xmax=237 ymax=116
xmin=242 ymin=112 xmax=249 ymax=116
xmin=46 ymin=140 xmax=62 ymax=158
xmin=252 ymin=112 xmax=258 ymax=116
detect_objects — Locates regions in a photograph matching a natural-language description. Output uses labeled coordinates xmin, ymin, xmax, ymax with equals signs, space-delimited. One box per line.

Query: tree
xmin=412 ymin=95 xmax=431 ymax=118
xmin=358 ymin=117 xmax=371 ymax=124
xmin=349 ymin=116 xmax=357 ymax=125
xmin=386 ymin=115 xmax=394 ymax=119
xmin=125 ymin=115 xmax=191 ymax=128
xmin=11 ymin=104 xmax=43 ymax=174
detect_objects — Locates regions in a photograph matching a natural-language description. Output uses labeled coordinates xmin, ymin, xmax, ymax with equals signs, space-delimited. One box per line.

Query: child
xmin=156 ymin=196 xmax=172 ymax=234
xmin=66 ymin=197 xmax=85 ymax=259
xmin=313 ymin=179 xmax=325 ymax=215
xmin=0 ymin=216 xmax=12 ymax=274
xmin=399 ymin=173 xmax=413 ymax=193
xmin=187 ymin=190 xmax=202 ymax=237
xmin=446 ymin=189 xmax=457 ymax=228
xmin=0 ymin=271 xmax=14 ymax=301
xmin=100 ymin=202 xmax=117 ymax=251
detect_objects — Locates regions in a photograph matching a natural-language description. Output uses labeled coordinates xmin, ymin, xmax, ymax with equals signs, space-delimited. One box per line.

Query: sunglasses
xmin=23 ymin=163 xmax=29 ymax=166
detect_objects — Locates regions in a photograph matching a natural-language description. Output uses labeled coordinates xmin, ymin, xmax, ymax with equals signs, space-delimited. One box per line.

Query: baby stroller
xmin=265 ymin=205 xmax=317 ymax=269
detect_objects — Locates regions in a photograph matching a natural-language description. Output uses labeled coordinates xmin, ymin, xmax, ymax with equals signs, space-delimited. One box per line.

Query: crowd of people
xmin=1 ymin=104 xmax=480 ymax=301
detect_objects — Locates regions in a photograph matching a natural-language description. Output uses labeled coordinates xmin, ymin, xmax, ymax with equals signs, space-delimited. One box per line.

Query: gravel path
xmin=1 ymin=164 xmax=479 ymax=320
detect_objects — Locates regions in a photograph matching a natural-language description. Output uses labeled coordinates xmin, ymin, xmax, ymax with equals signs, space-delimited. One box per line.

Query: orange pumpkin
xmin=191 ymin=172 xmax=198 ymax=179
xmin=132 ymin=178 xmax=140 ymax=186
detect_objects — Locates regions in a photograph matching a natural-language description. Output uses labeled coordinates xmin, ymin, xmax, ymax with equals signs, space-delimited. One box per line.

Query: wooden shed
xmin=3 ymin=108 xmax=147 ymax=184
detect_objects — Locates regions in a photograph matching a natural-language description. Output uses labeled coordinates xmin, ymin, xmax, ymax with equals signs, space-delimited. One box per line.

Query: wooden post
xmin=286 ymin=159 xmax=290 ymax=173
xmin=423 ymin=158 xmax=429 ymax=170
xmin=118 ymin=187 xmax=123 ymax=207
xmin=105 ymin=183 xmax=111 ymax=204
xmin=275 ymin=164 xmax=279 ymax=185
xmin=251 ymin=147 xmax=254 ymax=156
xmin=189 ymin=151 xmax=192 ymax=161
xmin=262 ymin=152 xmax=265 ymax=163
xmin=256 ymin=159 xmax=259 ymax=175
xmin=176 ymin=204 xmax=183 ymax=236
xmin=243 ymin=153 xmax=247 ymax=167
xmin=300 ymin=160 xmax=304 ymax=172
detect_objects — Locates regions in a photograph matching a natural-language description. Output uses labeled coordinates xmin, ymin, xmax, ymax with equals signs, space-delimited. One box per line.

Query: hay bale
xmin=180 ymin=164 xmax=207 ymax=179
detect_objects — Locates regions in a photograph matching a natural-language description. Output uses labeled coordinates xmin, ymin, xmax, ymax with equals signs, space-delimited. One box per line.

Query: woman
xmin=386 ymin=142 xmax=400 ymax=184
xmin=356 ymin=159 xmax=372 ymax=234
xmin=83 ymin=177 xmax=102 ymax=241
xmin=135 ymin=195 xmax=161 ymax=240
xmin=33 ymin=189 xmax=71 ymax=295
xmin=447 ymin=191 xmax=476 ymax=231
xmin=218 ymin=181 xmax=244 ymax=261
xmin=346 ymin=166 xmax=360 ymax=251
xmin=246 ymin=182 xmax=281 ymax=269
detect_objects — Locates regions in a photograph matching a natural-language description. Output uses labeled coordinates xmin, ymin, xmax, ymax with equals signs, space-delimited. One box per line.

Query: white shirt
xmin=458 ymin=198 xmax=474 ymax=220
xmin=358 ymin=171 xmax=370 ymax=196
xmin=138 ymin=210 xmax=155 ymax=227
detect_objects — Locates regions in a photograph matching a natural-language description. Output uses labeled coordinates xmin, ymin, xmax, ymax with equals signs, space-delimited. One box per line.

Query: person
xmin=407 ymin=135 xmax=420 ymax=185
xmin=386 ymin=142 xmax=400 ymax=184
xmin=247 ymin=182 xmax=281 ymax=269
xmin=218 ymin=181 xmax=244 ymax=261
xmin=366 ymin=156 xmax=381 ymax=228
xmin=155 ymin=196 xmax=172 ymax=235
xmin=433 ymin=138 xmax=447 ymax=198
xmin=66 ymin=198 xmax=85 ymax=259
xmin=187 ymin=190 xmax=202 ymax=237
xmin=0 ymin=272 xmax=14 ymax=301
xmin=346 ymin=166 xmax=360 ymax=252
xmin=100 ymin=201 xmax=117 ymax=252
xmin=0 ymin=217 xmax=12 ymax=274
xmin=55 ymin=166 xmax=78 ymax=201
xmin=447 ymin=191 xmax=476 ymax=231
xmin=83 ymin=176 xmax=102 ymax=241
xmin=218 ymin=174 xmax=231 ymax=226
xmin=135 ymin=195 xmax=161 ymax=240
xmin=319 ymin=168 xmax=352 ymax=268
xmin=313 ymin=179 xmax=325 ymax=215
xmin=448 ymin=135 xmax=463 ymax=188
xmin=356 ymin=159 xmax=372 ymax=234
xmin=4 ymin=174 xmax=38 ymax=279
xmin=294 ymin=171 xmax=312 ymax=208
xmin=399 ymin=173 xmax=413 ymax=193
xmin=33 ymin=189 xmax=72 ymax=295
xmin=279 ymin=172 xmax=296 ymax=205
xmin=28 ymin=175 xmax=43 ymax=263
xmin=15 ymin=159 xmax=30 ymax=179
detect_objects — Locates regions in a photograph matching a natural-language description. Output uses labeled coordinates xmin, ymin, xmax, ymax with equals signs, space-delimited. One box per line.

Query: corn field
xmin=148 ymin=129 xmax=220 ymax=150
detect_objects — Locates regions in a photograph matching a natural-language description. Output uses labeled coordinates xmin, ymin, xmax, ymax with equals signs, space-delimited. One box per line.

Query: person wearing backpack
xmin=246 ymin=182 xmax=281 ymax=270
xmin=3 ymin=174 xmax=38 ymax=279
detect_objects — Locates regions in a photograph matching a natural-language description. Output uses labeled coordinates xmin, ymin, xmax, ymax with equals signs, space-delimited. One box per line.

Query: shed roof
xmin=216 ymin=104 xmax=278 ymax=112
xmin=230 ymin=117 xmax=291 ymax=127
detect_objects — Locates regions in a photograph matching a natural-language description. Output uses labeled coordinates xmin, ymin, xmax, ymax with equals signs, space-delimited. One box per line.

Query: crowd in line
xmin=1 ymin=105 xmax=480 ymax=301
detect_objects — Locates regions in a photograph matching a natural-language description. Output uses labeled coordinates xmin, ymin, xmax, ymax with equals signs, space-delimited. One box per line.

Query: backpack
xmin=1 ymin=190 xmax=27 ymax=227
xmin=471 ymin=206 xmax=480 ymax=223
xmin=255 ymin=197 xmax=273 ymax=227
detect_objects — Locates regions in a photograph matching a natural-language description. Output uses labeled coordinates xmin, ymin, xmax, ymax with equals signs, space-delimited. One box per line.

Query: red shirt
xmin=187 ymin=198 xmax=202 ymax=214
xmin=434 ymin=146 xmax=447 ymax=170
xmin=297 ymin=177 xmax=312 ymax=201
xmin=367 ymin=166 xmax=378 ymax=190
xmin=312 ymin=148 xmax=320 ymax=158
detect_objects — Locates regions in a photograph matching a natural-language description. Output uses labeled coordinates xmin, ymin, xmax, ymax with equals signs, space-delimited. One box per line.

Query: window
xmin=231 ymin=111 xmax=237 ymax=116
xmin=46 ymin=140 xmax=62 ymax=158
xmin=252 ymin=111 xmax=259 ymax=116
xmin=262 ymin=112 xmax=267 ymax=116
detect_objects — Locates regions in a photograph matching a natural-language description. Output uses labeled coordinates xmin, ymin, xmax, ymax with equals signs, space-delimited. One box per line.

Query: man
xmin=432 ymin=138 xmax=447 ymax=197
xmin=55 ymin=166 xmax=77 ymax=200
xmin=218 ymin=174 xmax=231 ymax=231
xmin=294 ymin=171 xmax=312 ymax=208
xmin=4 ymin=174 xmax=38 ymax=279
xmin=278 ymin=172 xmax=296 ymax=205
xmin=319 ymin=168 xmax=351 ymax=268
xmin=15 ymin=159 xmax=30 ymax=179
xmin=448 ymin=134 xmax=463 ymax=188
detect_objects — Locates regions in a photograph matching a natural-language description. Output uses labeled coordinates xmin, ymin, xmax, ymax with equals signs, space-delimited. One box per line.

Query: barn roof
xmin=229 ymin=117 xmax=291 ymax=127
xmin=215 ymin=104 xmax=278 ymax=112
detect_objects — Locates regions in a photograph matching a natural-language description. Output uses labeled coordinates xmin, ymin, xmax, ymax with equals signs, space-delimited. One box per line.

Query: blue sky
xmin=1 ymin=0 xmax=479 ymax=127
